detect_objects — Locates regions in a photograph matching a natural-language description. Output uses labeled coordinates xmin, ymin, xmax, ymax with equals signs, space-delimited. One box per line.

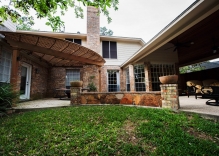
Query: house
xmin=0 ymin=6 xmax=144 ymax=100
xmin=1 ymin=0 xmax=219 ymax=106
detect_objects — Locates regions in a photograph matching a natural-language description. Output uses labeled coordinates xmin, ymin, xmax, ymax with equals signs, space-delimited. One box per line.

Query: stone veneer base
xmin=76 ymin=91 xmax=161 ymax=107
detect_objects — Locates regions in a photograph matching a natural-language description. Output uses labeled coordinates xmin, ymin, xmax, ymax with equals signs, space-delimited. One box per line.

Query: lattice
xmin=49 ymin=57 xmax=61 ymax=64
xmin=51 ymin=40 xmax=69 ymax=51
xmin=5 ymin=33 xmax=20 ymax=41
xmin=55 ymin=60 xmax=70 ymax=66
xmin=37 ymin=37 xmax=55 ymax=48
xmin=72 ymin=46 xmax=88 ymax=56
xmin=62 ymin=43 xmax=80 ymax=54
xmin=20 ymin=35 xmax=38 ymax=45
xmin=33 ymin=52 xmax=44 ymax=57
xmin=88 ymin=55 xmax=99 ymax=60
xmin=81 ymin=51 xmax=95 ymax=59
xmin=43 ymin=54 xmax=54 ymax=61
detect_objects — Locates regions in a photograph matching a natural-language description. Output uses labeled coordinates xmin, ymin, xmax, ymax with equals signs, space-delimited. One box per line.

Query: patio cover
xmin=0 ymin=31 xmax=105 ymax=67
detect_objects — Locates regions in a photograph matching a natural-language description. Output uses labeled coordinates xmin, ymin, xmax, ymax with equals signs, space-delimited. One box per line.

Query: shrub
xmin=0 ymin=83 xmax=18 ymax=113
xmin=88 ymin=82 xmax=97 ymax=92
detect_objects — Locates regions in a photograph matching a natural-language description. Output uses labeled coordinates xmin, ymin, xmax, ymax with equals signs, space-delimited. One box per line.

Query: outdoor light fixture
xmin=35 ymin=68 xmax=40 ymax=74
xmin=212 ymin=46 xmax=218 ymax=53
xmin=16 ymin=56 xmax=20 ymax=61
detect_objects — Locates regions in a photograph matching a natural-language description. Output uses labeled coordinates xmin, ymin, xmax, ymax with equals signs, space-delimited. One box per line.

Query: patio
xmin=13 ymin=96 xmax=219 ymax=119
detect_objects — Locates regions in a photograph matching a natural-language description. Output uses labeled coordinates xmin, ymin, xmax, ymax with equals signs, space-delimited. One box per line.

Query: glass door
xmin=20 ymin=63 xmax=31 ymax=99
xmin=107 ymin=70 xmax=120 ymax=92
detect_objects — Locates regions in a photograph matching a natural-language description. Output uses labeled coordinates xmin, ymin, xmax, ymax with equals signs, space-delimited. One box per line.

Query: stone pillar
xmin=160 ymin=84 xmax=180 ymax=109
xmin=144 ymin=62 xmax=152 ymax=91
xmin=70 ymin=87 xmax=81 ymax=105
xmin=87 ymin=6 xmax=100 ymax=54
xmin=129 ymin=65 xmax=135 ymax=92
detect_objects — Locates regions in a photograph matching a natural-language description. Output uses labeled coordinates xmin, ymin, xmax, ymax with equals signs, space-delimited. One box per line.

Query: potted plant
xmin=88 ymin=76 xmax=97 ymax=92
xmin=159 ymin=75 xmax=178 ymax=84
xmin=70 ymin=80 xmax=83 ymax=87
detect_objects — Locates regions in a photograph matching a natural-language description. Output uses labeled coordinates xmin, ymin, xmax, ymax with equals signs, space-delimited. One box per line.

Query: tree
xmin=0 ymin=0 xmax=119 ymax=32
xmin=179 ymin=63 xmax=206 ymax=74
xmin=16 ymin=16 xmax=36 ymax=31
xmin=100 ymin=26 xmax=113 ymax=36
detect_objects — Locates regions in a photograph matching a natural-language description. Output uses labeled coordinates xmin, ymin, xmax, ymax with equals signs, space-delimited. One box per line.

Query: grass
xmin=0 ymin=106 xmax=219 ymax=155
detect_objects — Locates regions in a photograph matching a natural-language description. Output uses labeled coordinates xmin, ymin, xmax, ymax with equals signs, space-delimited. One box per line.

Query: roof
xmin=121 ymin=0 xmax=219 ymax=67
xmin=0 ymin=31 xmax=105 ymax=67
xmin=16 ymin=30 xmax=145 ymax=45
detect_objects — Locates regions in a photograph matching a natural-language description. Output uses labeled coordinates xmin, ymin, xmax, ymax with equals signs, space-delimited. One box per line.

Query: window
xmin=65 ymin=69 xmax=80 ymax=86
xmin=0 ymin=48 xmax=12 ymax=82
xmin=134 ymin=64 xmax=146 ymax=91
xmin=126 ymin=68 xmax=130 ymax=91
xmin=107 ymin=70 xmax=120 ymax=92
xmin=65 ymin=38 xmax=82 ymax=45
xmin=150 ymin=64 xmax=176 ymax=91
xmin=102 ymin=41 xmax=117 ymax=59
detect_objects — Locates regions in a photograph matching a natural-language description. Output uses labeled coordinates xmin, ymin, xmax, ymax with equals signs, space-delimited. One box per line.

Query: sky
xmin=32 ymin=0 xmax=196 ymax=43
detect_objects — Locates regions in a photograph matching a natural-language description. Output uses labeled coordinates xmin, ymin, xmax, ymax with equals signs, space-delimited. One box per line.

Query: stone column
xmin=87 ymin=6 xmax=100 ymax=54
xmin=144 ymin=62 xmax=152 ymax=91
xmin=160 ymin=84 xmax=180 ymax=109
xmin=70 ymin=87 xmax=81 ymax=105
xmin=129 ymin=65 xmax=135 ymax=92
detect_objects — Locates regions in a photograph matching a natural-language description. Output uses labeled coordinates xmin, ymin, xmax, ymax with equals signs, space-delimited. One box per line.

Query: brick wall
xmin=47 ymin=67 xmax=66 ymax=97
xmin=19 ymin=55 xmax=49 ymax=99
xmin=82 ymin=65 xmax=99 ymax=91
xmin=87 ymin=6 xmax=100 ymax=54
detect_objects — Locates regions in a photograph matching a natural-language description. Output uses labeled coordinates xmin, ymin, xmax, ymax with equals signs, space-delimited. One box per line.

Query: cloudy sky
xmin=32 ymin=0 xmax=195 ymax=42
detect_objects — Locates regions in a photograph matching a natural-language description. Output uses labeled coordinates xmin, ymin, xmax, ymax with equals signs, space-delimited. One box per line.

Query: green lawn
xmin=0 ymin=106 xmax=219 ymax=155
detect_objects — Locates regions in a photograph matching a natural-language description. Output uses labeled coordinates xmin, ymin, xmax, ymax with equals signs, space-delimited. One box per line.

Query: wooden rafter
xmin=7 ymin=39 xmax=104 ymax=66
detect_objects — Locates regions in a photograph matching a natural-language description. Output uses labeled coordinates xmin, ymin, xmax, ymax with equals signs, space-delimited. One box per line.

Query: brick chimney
xmin=87 ymin=6 xmax=100 ymax=54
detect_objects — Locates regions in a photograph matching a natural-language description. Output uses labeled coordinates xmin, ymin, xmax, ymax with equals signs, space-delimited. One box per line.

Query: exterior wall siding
xmin=101 ymin=41 xmax=142 ymax=65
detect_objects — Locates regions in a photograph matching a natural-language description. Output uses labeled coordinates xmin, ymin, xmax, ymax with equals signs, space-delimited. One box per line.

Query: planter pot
xmin=70 ymin=81 xmax=83 ymax=87
xmin=159 ymin=75 xmax=178 ymax=84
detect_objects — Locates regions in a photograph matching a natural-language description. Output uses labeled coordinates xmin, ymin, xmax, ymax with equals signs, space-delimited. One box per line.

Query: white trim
xmin=20 ymin=63 xmax=32 ymax=100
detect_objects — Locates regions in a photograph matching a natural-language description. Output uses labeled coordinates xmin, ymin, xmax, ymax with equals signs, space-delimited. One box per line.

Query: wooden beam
xmin=20 ymin=51 xmax=50 ymax=68
xmin=99 ymin=67 xmax=101 ymax=92
xmin=7 ymin=39 xmax=104 ymax=66
xmin=10 ymin=49 xmax=19 ymax=91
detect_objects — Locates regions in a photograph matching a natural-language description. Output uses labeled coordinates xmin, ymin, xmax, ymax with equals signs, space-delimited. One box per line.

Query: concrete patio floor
xmin=13 ymin=96 xmax=219 ymax=119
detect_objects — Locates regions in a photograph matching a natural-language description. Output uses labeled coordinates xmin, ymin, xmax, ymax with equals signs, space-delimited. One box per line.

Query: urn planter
xmin=70 ymin=81 xmax=83 ymax=87
xmin=159 ymin=75 xmax=178 ymax=84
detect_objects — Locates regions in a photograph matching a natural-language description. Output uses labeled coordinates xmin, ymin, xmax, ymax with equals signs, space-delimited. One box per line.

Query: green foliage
xmin=0 ymin=107 xmax=218 ymax=155
xmin=88 ymin=75 xmax=97 ymax=91
xmin=46 ymin=16 xmax=65 ymax=32
xmin=100 ymin=26 xmax=113 ymax=36
xmin=0 ymin=83 xmax=18 ymax=113
xmin=16 ymin=16 xmax=37 ymax=31
xmin=87 ymin=82 xmax=97 ymax=91
xmin=179 ymin=63 xmax=206 ymax=74
xmin=0 ymin=0 xmax=119 ymax=32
